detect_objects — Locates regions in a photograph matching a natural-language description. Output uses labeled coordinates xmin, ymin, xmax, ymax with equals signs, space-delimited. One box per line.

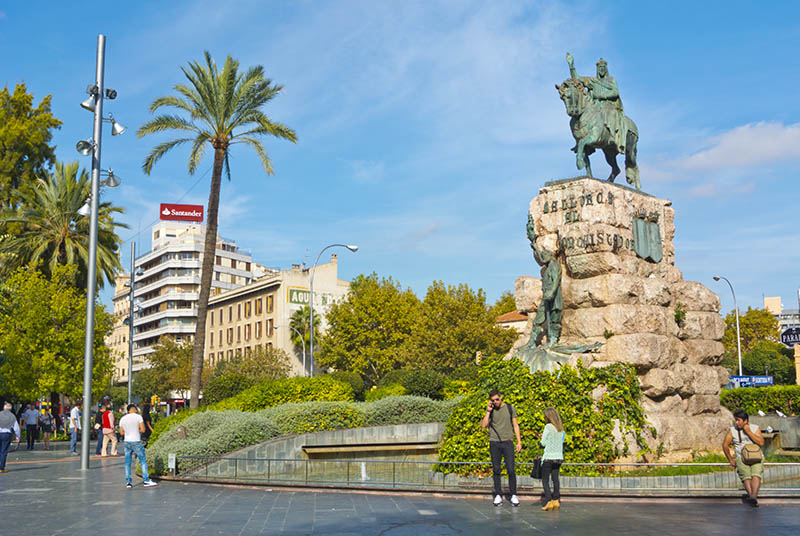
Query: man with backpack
xmin=481 ymin=389 xmax=522 ymax=506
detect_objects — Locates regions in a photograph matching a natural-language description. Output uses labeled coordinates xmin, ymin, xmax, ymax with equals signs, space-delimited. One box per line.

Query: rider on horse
xmin=567 ymin=54 xmax=626 ymax=152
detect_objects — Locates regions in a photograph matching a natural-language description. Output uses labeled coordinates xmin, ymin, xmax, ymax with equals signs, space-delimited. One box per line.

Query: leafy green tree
xmin=203 ymin=345 xmax=291 ymax=404
xmin=402 ymin=281 xmax=518 ymax=373
xmin=138 ymin=52 xmax=297 ymax=409
xmin=132 ymin=337 xmax=193 ymax=401
xmin=0 ymin=265 xmax=113 ymax=399
xmin=0 ymin=161 xmax=127 ymax=288
xmin=489 ymin=289 xmax=517 ymax=319
xmin=739 ymin=340 xmax=796 ymax=385
xmin=318 ymin=273 xmax=420 ymax=386
xmin=0 ymin=83 xmax=62 ymax=208
xmin=722 ymin=307 xmax=780 ymax=362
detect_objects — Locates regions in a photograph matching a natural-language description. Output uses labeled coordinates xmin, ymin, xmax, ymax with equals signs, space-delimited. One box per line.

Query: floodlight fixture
xmin=80 ymin=95 xmax=97 ymax=112
xmin=110 ymin=115 xmax=127 ymax=136
xmin=76 ymin=139 xmax=94 ymax=156
xmin=105 ymin=88 xmax=117 ymax=100
xmin=78 ymin=199 xmax=91 ymax=217
xmin=101 ymin=169 xmax=121 ymax=188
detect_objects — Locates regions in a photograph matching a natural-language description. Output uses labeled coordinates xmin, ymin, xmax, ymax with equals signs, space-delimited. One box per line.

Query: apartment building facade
xmin=204 ymin=255 xmax=350 ymax=377
xmin=108 ymin=215 xmax=265 ymax=384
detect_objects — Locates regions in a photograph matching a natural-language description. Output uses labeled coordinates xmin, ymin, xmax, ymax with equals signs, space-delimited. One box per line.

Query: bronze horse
xmin=556 ymin=78 xmax=640 ymax=190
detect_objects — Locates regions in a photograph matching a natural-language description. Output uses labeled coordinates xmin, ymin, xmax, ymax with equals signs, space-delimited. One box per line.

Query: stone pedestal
xmin=513 ymin=177 xmax=732 ymax=461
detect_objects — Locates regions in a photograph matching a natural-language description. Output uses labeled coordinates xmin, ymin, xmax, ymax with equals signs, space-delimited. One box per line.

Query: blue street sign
xmin=752 ymin=376 xmax=774 ymax=386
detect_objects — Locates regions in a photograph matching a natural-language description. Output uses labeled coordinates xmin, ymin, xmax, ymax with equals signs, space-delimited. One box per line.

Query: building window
xmin=237 ymin=325 xmax=241 ymax=342
xmin=208 ymin=353 xmax=214 ymax=365
xmin=236 ymin=348 xmax=242 ymax=358
xmin=245 ymin=300 xmax=251 ymax=318
xmin=227 ymin=328 xmax=233 ymax=344
xmin=228 ymin=306 xmax=233 ymax=322
xmin=154 ymin=230 xmax=160 ymax=239
xmin=210 ymin=332 xmax=214 ymax=347
xmin=210 ymin=309 xmax=214 ymax=327
xmin=231 ymin=259 xmax=237 ymax=270
xmin=255 ymin=298 xmax=262 ymax=315
xmin=218 ymin=351 xmax=223 ymax=362
xmin=267 ymin=295 xmax=274 ymax=313
xmin=246 ymin=262 xmax=251 ymax=272
xmin=227 ymin=349 xmax=233 ymax=359
xmin=237 ymin=304 xmax=241 ymax=320
xmin=245 ymin=323 xmax=251 ymax=341
xmin=245 ymin=346 xmax=251 ymax=357
xmin=255 ymin=321 xmax=262 ymax=339
xmin=218 ymin=329 xmax=222 ymax=346
xmin=267 ymin=318 xmax=274 ymax=337
xmin=216 ymin=255 xmax=221 ymax=265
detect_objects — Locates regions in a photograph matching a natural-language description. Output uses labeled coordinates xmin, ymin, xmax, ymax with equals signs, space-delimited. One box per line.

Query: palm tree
xmin=138 ymin=52 xmax=297 ymax=408
xmin=0 ymin=161 xmax=126 ymax=288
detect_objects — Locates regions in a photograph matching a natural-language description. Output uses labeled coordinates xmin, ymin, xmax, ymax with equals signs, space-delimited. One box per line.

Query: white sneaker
xmin=143 ymin=480 xmax=158 ymax=487
xmin=493 ymin=495 xmax=503 ymax=506
xmin=510 ymin=495 xmax=520 ymax=507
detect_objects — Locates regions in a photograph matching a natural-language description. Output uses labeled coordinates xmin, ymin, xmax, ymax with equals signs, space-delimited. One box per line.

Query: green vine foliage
xmin=437 ymin=359 xmax=649 ymax=475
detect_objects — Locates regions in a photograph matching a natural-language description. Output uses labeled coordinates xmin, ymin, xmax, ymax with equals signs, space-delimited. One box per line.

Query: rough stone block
xmin=561 ymin=274 xmax=671 ymax=309
xmin=674 ymin=364 xmax=722 ymax=396
xmin=683 ymin=339 xmax=725 ymax=365
xmin=599 ymin=334 xmax=683 ymax=370
xmin=672 ymin=281 xmax=721 ymax=312
xmin=640 ymin=368 xmax=680 ymax=398
xmin=677 ymin=311 xmax=725 ymax=340
xmin=514 ymin=276 xmax=542 ymax=313
xmin=562 ymin=304 xmax=671 ymax=338
xmin=642 ymin=393 xmax=682 ymax=414
xmin=681 ymin=394 xmax=721 ymax=415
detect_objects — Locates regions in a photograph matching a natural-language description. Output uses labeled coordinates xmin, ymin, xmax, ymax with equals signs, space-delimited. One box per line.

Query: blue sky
xmin=2 ymin=1 xmax=799 ymax=315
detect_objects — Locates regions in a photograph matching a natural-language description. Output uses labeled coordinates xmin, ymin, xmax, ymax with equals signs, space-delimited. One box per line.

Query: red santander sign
xmin=160 ymin=203 xmax=204 ymax=222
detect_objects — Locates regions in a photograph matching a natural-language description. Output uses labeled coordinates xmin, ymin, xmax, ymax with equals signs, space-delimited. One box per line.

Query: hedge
xmin=147 ymin=395 xmax=460 ymax=475
xmin=720 ymin=385 xmax=800 ymax=416
xmin=437 ymin=359 xmax=650 ymax=474
xmin=212 ymin=375 xmax=354 ymax=411
xmin=365 ymin=383 xmax=407 ymax=401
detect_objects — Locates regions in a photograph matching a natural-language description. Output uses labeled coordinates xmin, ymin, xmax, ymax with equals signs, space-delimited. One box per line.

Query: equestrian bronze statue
xmin=556 ymin=53 xmax=640 ymax=190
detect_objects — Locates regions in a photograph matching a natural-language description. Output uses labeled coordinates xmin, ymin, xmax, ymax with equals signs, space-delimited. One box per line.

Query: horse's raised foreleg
xmin=575 ymin=138 xmax=594 ymax=178
xmin=604 ymin=147 xmax=620 ymax=183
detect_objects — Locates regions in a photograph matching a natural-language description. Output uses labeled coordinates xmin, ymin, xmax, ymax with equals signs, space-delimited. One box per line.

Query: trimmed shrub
xmin=378 ymin=369 xmax=409 ymax=387
xmin=328 ymin=371 xmax=366 ymax=400
xmin=437 ymin=359 xmax=649 ymax=474
xmin=443 ymin=379 xmax=471 ymax=399
xmin=212 ymin=376 xmax=354 ymax=411
xmin=400 ymin=370 xmax=446 ymax=399
xmin=203 ymin=373 xmax=256 ymax=405
xmin=364 ymin=395 xmax=461 ymax=426
xmin=148 ymin=407 xmax=201 ymax=445
xmin=262 ymin=401 xmax=366 ymax=434
xmin=721 ymin=385 xmax=800 ymax=416
xmin=365 ymin=383 xmax=407 ymax=401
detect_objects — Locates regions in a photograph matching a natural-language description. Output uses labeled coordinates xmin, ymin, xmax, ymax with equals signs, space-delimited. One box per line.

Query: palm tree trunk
xmin=189 ymin=144 xmax=225 ymax=408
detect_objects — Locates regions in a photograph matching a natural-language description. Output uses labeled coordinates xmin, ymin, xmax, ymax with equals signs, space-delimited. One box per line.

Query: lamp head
xmin=76 ymin=139 xmax=94 ymax=156
xmin=713 ymin=276 xmax=721 ymax=281
xmin=105 ymin=88 xmax=117 ymax=100
xmin=346 ymin=244 xmax=359 ymax=252
xmin=77 ymin=200 xmax=91 ymax=217
xmin=101 ymin=170 xmax=121 ymax=188
xmin=110 ymin=116 xmax=127 ymax=136
xmin=80 ymin=95 xmax=97 ymax=112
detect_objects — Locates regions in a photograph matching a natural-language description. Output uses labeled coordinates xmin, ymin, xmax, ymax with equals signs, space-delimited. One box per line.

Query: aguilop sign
xmin=160 ymin=203 xmax=204 ymax=222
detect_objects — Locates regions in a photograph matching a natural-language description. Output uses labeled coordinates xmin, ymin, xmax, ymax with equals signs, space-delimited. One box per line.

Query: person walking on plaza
xmin=0 ymin=402 xmax=21 ymax=472
xmin=723 ymin=409 xmax=765 ymax=507
xmin=39 ymin=408 xmax=55 ymax=450
xmin=94 ymin=403 xmax=105 ymax=455
xmin=21 ymin=403 xmax=39 ymax=450
xmin=119 ymin=404 xmax=157 ymax=488
xmin=101 ymin=405 xmax=118 ymax=456
xmin=141 ymin=403 xmax=154 ymax=446
xmin=540 ymin=407 xmax=566 ymax=511
xmin=480 ymin=389 xmax=522 ymax=507
xmin=69 ymin=402 xmax=81 ymax=455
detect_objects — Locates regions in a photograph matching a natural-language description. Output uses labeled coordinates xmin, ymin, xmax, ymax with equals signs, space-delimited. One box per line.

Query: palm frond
xmin=137 ymin=115 xmax=199 ymax=137
xmin=142 ymin=138 xmax=194 ymax=175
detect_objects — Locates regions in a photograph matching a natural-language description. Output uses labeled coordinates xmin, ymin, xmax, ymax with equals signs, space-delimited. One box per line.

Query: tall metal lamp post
xmin=76 ymin=34 xmax=126 ymax=470
xmin=308 ymin=244 xmax=358 ymax=376
xmin=714 ymin=275 xmax=742 ymax=376
xmin=123 ymin=244 xmax=144 ymax=405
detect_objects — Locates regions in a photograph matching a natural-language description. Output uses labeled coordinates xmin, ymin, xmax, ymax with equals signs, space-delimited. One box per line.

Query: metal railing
xmin=171 ymin=456 xmax=800 ymax=495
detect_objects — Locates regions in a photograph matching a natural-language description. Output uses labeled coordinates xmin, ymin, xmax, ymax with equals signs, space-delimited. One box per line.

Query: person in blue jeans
xmin=119 ymin=404 xmax=158 ymax=488
xmin=69 ymin=402 xmax=82 ymax=454
xmin=0 ymin=402 xmax=22 ymax=472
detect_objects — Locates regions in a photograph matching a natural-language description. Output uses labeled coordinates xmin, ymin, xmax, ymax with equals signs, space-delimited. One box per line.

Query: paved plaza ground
xmin=1 ymin=444 xmax=799 ymax=535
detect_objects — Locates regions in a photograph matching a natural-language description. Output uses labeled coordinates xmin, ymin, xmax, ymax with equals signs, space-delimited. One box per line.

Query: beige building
xmin=107 ymin=219 xmax=265 ymax=385
xmin=204 ymin=255 xmax=351 ymax=376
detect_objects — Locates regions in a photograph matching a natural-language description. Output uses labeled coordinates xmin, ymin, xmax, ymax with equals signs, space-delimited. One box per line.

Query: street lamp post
xmin=79 ymin=34 xmax=107 ymax=471
xmin=308 ymin=244 xmax=358 ymax=376
xmin=277 ymin=325 xmax=307 ymax=377
xmin=76 ymin=34 xmax=125 ymax=470
xmin=714 ymin=275 xmax=742 ymax=376
xmin=126 ymin=243 xmax=136 ymax=405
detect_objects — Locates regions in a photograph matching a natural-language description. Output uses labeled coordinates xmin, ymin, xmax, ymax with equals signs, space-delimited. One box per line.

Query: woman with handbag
xmin=539 ymin=407 xmax=566 ymax=511
xmin=722 ymin=409 xmax=765 ymax=507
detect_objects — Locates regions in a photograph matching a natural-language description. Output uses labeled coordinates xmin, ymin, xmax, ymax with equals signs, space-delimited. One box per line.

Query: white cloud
xmin=677 ymin=122 xmax=800 ymax=171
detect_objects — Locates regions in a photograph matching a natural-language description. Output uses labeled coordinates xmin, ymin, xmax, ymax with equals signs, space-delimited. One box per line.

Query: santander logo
xmin=159 ymin=203 xmax=204 ymax=222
